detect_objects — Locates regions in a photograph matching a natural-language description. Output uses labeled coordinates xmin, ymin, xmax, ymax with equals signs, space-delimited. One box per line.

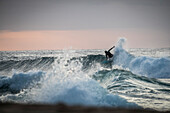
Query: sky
xmin=0 ymin=0 xmax=170 ymax=51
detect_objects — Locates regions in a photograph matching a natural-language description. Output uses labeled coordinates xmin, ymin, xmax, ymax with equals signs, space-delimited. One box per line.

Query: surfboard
xmin=102 ymin=60 xmax=111 ymax=64
xmin=102 ymin=57 xmax=113 ymax=64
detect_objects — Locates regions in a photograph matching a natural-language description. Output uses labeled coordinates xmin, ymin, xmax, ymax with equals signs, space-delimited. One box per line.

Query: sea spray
xmin=26 ymin=50 xmax=139 ymax=108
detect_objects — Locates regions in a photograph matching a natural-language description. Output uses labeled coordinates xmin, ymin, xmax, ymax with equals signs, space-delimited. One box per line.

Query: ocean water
xmin=0 ymin=38 xmax=170 ymax=111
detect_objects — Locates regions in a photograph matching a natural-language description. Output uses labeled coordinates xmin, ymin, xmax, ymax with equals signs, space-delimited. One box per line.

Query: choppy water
xmin=0 ymin=38 xmax=170 ymax=111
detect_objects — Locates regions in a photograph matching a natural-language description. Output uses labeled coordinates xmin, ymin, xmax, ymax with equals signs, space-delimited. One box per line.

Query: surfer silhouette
xmin=105 ymin=46 xmax=115 ymax=60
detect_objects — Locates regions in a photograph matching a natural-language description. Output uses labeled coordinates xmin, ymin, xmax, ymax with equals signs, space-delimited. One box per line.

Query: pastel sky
xmin=0 ymin=0 xmax=170 ymax=51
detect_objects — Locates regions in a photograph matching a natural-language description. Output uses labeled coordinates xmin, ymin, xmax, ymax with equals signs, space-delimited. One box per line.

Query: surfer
xmin=105 ymin=46 xmax=115 ymax=60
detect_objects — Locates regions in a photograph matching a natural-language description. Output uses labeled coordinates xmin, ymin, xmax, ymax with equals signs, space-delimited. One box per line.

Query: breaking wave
xmin=113 ymin=38 xmax=170 ymax=78
xmin=0 ymin=61 xmax=139 ymax=108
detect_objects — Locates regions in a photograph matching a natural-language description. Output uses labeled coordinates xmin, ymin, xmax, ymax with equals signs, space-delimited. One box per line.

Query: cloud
xmin=0 ymin=0 xmax=170 ymax=31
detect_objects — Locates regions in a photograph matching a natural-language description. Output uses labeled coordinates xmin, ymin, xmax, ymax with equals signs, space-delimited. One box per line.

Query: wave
xmin=113 ymin=38 xmax=170 ymax=78
xmin=0 ymin=61 xmax=139 ymax=108
xmin=92 ymin=69 xmax=170 ymax=111
xmin=30 ymin=79 xmax=138 ymax=108
xmin=1 ymin=68 xmax=169 ymax=109
xmin=0 ymin=71 xmax=44 ymax=94
xmin=28 ymin=69 xmax=139 ymax=108
xmin=0 ymin=54 xmax=108 ymax=75
xmin=0 ymin=57 xmax=55 ymax=73
xmin=93 ymin=69 xmax=170 ymax=89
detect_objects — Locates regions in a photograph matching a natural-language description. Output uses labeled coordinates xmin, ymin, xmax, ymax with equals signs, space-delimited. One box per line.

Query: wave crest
xmin=113 ymin=38 xmax=170 ymax=78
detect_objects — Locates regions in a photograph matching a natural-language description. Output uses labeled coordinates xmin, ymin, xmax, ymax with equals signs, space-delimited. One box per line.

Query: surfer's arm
xmin=108 ymin=46 xmax=115 ymax=52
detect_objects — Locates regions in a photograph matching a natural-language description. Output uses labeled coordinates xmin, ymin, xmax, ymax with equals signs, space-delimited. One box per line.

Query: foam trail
xmin=113 ymin=38 xmax=170 ymax=78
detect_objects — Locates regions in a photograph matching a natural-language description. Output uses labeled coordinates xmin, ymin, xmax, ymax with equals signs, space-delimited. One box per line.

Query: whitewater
xmin=0 ymin=38 xmax=170 ymax=111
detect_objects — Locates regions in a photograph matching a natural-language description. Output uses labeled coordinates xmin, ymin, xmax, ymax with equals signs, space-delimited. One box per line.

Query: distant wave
xmin=0 ymin=57 xmax=55 ymax=72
